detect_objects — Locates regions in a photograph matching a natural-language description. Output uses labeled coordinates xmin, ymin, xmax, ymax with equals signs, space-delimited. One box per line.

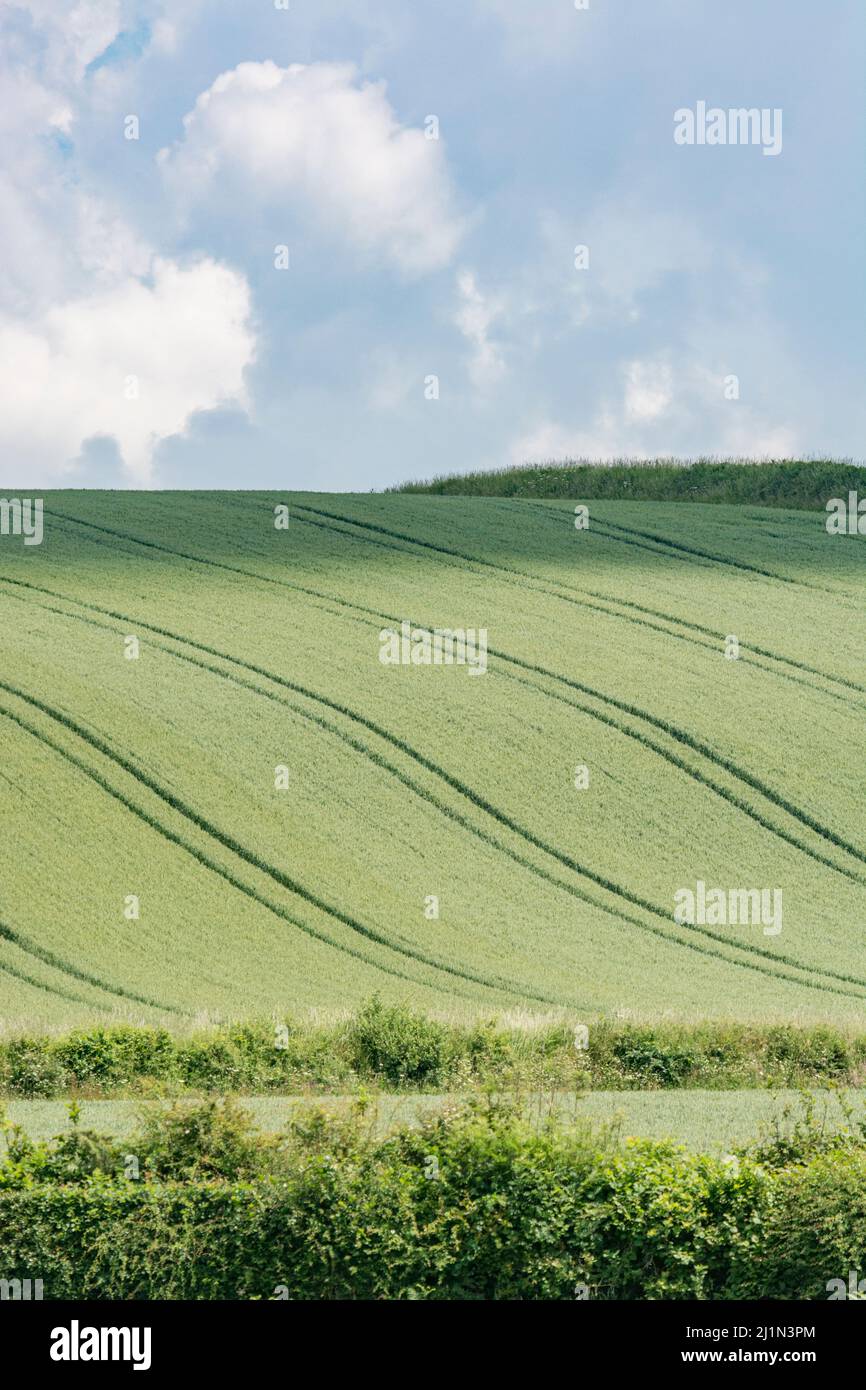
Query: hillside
xmin=1 ymin=491 xmax=864 ymax=1030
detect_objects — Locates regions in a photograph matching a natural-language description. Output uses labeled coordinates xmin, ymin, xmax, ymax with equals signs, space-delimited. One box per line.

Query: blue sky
xmin=1 ymin=0 xmax=863 ymax=489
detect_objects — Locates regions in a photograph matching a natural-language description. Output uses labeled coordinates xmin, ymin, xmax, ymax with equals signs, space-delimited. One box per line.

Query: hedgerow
xmin=1 ymin=1096 xmax=865 ymax=1300
xmin=3 ymin=1008 xmax=866 ymax=1097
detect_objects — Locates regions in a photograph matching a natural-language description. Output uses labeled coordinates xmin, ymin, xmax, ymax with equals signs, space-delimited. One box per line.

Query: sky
xmin=1 ymin=0 xmax=863 ymax=490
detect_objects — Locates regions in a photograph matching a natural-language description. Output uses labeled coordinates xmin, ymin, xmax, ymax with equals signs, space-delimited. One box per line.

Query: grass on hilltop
xmin=390 ymin=457 xmax=863 ymax=507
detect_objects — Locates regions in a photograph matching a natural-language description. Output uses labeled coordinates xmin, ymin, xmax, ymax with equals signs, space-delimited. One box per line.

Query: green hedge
xmin=391 ymin=457 xmax=863 ymax=508
xmin=3 ymin=1008 xmax=866 ymax=1098
xmin=2 ymin=1112 xmax=865 ymax=1300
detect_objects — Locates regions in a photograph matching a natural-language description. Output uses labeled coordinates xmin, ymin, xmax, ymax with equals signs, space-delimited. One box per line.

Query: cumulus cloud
xmin=158 ymin=60 xmax=465 ymax=275
xmin=0 ymin=0 xmax=256 ymax=483
xmin=2 ymin=0 xmax=123 ymax=93
xmin=0 ymin=259 xmax=254 ymax=483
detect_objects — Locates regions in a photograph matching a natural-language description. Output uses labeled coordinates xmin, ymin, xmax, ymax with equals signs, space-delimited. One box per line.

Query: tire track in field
xmin=284 ymin=503 xmax=861 ymax=716
xmin=0 ymin=925 xmax=110 ymax=1011
xmin=524 ymin=500 xmax=846 ymax=595
xmin=478 ymin=499 xmax=866 ymax=701
xmin=269 ymin=503 xmax=866 ymax=880
xmin=289 ymin=499 xmax=865 ymax=707
xmin=32 ymin=511 xmax=866 ymax=932
xmin=589 ymin=591 xmax=866 ymax=700
xmin=0 ymin=908 xmax=184 ymax=1016
xmin=293 ymin=505 xmax=738 ymax=655
xmin=0 ymin=683 xmax=563 ymax=1009
xmin=594 ymin=517 xmax=857 ymax=597
xmin=3 ymin=577 xmax=865 ymax=1002
xmin=534 ymin=504 xmax=828 ymax=591
xmin=192 ymin=491 xmax=860 ymax=730
xmin=5 ymin=579 xmax=851 ymax=999
xmin=0 ymin=698 xmax=495 ymax=1008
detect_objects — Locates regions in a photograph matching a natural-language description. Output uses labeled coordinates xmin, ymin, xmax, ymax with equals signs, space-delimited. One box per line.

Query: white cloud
xmin=454 ymin=269 xmax=506 ymax=388
xmin=0 ymin=258 xmax=255 ymax=484
xmin=1 ymin=0 xmax=123 ymax=89
xmin=623 ymin=359 xmax=673 ymax=422
xmin=159 ymin=60 xmax=465 ymax=275
xmin=535 ymin=203 xmax=714 ymax=335
xmin=509 ymin=416 xmax=632 ymax=465
xmin=0 ymin=1 xmax=257 ymax=483
xmin=511 ymin=351 xmax=799 ymax=466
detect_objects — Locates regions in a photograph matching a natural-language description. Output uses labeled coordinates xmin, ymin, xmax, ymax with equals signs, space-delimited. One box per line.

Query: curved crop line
xmin=270 ymin=504 xmax=866 ymax=880
xmin=2 ymin=579 xmax=846 ymax=999
xmin=500 ymin=643 xmax=866 ymax=873
xmin=549 ymin=506 xmax=823 ymax=589
xmin=0 ymin=910 xmax=183 ymax=1016
xmin=494 ymin=658 xmax=866 ymax=895
xmin=511 ymin=499 xmax=719 ymax=570
xmin=475 ymin=499 xmax=866 ymax=702
xmin=587 ymin=590 xmax=866 ymax=701
xmin=0 ymin=701 xmax=487 ymax=1005
xmin=1 ymin=583 xmax=636 ymax=925
xmin=525 ymin=499 xmax=837 ymax=594
xmin=285 ymin=502 xmax=864 ymax=713
xmin=595 ymin=516 xmax=846 ymax=596
xmin=0 ymin=685 xmax=560 ymax=1009
xmin=2 ymin=578 xmax=864 ymax=1001
xmin=0 ymin=925 xmax=110 ymax=1011
xmin=25 ymin=515 xmax=866 ymax=956
xmin=38 ymin=509 xmax=866 ymax=880
xmin=0 ymin=958 xmax=95 ymax=1008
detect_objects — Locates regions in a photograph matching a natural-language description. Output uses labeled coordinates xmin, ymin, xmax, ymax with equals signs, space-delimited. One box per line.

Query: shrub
xmin=729 ymin=1151 xmax=866 ymax=1299
xmin=2 ymin=1039 xmax=64 ymax=1098
xmin=0 ymin=1102 xmax=123 ymax=1188
xmin=131 ymin=1097 xmax=276 ymax=1182
xmin=346 ymin=998 xmax=448 ymax=1087
xmin=612 ymin=1031 xmax=698 ymax=1087
xmin=53 ymin=1027 xmax=177 ymax=1090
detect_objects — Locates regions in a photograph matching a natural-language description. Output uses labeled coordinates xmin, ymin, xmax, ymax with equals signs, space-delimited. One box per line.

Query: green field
xmin=4 ymin=1089 xmax=861 ymax=1155
xmin=1 ymin=491 xmax=864 ymax=1030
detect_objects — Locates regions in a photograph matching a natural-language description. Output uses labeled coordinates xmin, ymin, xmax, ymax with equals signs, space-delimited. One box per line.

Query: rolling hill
xmin=1 ymin=490 xmax=864 ymax=1030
